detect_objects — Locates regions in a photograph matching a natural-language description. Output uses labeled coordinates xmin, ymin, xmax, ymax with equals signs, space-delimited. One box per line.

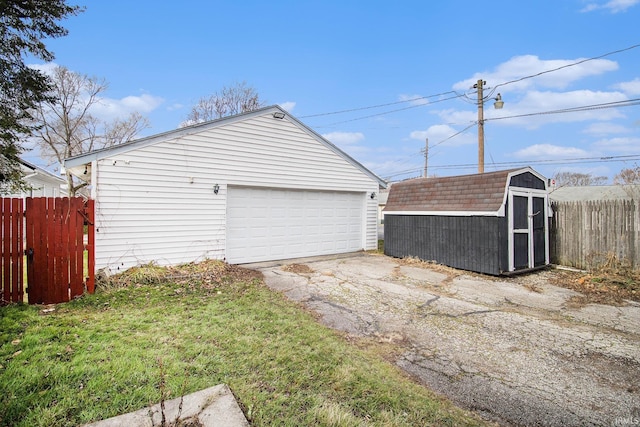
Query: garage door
xmin=226 ymin=187 xmax=364 ymax=263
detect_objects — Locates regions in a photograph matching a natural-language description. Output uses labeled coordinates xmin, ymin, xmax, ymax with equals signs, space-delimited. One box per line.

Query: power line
xmin=302 ymin=43 xmax=640 ymax=124
xmin=381 ymin=97 xmax=640 ymax=178
xmin=299 ymin=91 xmax=458 ymax=118
xmin=492 ymin=43 xmax=640 ymax=91
xmin=310 ymin=93 xmax=464 ymax=128
xmin=384 ymin=154 xmax=640 ymax=180
xmin=485 ymin=98 xmax=640 ymax=123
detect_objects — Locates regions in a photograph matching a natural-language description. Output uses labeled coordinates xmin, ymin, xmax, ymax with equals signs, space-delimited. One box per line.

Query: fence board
xmin=86 ymin=199 xmax=95 ymax=294
xmin=24 ymin=197 xmax=95 ymax=304
xmin=69 ymin=198 xmax=82 ymax=297
xmin=551 ymin=200 xmax=638 ymax=270
xmin=1 ymin=198 xmax=24 ymax=304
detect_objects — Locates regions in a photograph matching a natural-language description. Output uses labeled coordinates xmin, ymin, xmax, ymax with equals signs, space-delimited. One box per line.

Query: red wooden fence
xmin=1 ymin=197 xmax=95 ymax=305
xmin=1 ymin=198 xmax=24 ymax=304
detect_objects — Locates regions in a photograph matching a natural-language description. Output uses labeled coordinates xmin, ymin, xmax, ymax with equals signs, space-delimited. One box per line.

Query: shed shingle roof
xmin=385 ymin=169 xmax=521 ymax=213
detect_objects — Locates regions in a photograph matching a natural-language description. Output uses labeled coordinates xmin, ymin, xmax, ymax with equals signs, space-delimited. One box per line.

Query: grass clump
xmin=0 ymin=260 xmax=487 ymax=427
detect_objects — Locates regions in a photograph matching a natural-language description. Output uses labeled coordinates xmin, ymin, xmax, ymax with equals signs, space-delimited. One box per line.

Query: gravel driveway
xmin=250 ymin=253 xmax=640 ymax=427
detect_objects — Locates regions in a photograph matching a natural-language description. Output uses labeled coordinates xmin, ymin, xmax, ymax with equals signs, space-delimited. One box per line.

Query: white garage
xmin=64 ymin=105 xmax=385 ymax=274
xmin=227 ymin=187 xmax=364 ymax=263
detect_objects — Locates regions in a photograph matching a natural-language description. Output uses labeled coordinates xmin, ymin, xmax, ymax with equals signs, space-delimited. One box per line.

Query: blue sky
xmin=26 ymin=0 xmax=640 ymax=183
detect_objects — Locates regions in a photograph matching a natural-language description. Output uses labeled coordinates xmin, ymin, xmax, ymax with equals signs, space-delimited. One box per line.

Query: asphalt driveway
xmin=249 ymin=253 xmax=640 ymax=427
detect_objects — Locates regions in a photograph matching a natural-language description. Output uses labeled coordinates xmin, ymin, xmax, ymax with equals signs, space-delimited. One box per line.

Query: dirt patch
xmin=281 ymin=263 xmax=315 ymax=274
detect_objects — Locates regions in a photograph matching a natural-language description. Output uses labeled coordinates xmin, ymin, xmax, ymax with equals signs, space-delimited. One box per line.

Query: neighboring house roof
xmin=1 ymin=157 xmax=66 ymax=197
xmin=549 ymin=185 xmax=639 ymax=201
xmin=384 ymin=167 xmax=547 ymax=217
xmin=18 ymin=158 xmax=65 ymax=184
xmin=64 ymin=105 xmax=387 ymax=189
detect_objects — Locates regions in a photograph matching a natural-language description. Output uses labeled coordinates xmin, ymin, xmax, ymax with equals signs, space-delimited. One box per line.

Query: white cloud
xmin=28 ymin=62 xmax=59 ymax=75
xmin=322 ymin=131 xmax=365 ymax=145
xmin=583 ymin=122 xmax=630 ymax=135
xmin=166 ymin=103 xmax=184 ymax=111
xmin=278 ymin=101 xmax=296 ymax=112
xmin=398 ymin=94 xmax=429 ymax=106
xmin=512 ymin=144 xmax=589 ymax=159
xmin=592 ymin=136 xmax=640 ymax=153
xmin=410 ymin=124 xmax=475 ymax=147
xmin=453 ymin=55 xmax=618 ymax=93
xmin=581 ymin=0 xmax=639 ymax=13
xmin=614 ymin=78 xmax=640 ymax=95
xmin=478 ymin=89 xmax=628 ymax=129
xmin=28 ymin=62 xmax=165 ymax=121
xmin=92 ymin=93 xmax=164 ymax=121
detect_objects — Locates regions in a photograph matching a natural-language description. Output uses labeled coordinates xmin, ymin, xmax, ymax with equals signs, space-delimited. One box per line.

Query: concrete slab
xmin=81 ymin=384 xmax=249 ymax=427
xmin=254 ymin=253 xmax=640 ymax=427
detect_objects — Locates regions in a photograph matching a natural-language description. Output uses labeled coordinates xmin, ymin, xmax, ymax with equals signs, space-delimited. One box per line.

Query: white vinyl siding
xmin=91 ymin=111 xmax=379 ymax=272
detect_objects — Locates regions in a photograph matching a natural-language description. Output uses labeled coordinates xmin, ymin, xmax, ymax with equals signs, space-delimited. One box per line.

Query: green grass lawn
xmin=0 ymin=261 xmax=487 ymax=427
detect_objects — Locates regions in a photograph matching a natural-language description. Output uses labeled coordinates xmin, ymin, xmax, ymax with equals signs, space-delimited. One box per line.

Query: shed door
xmin=508 ymin=190 xmax=549 ymax=272
xmin=226 ymin=187 xmax=364 ymax=264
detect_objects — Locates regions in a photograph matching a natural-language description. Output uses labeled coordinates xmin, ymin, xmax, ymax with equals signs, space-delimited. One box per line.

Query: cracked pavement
xmin=250 ymin=253 xmax=640 ymax=427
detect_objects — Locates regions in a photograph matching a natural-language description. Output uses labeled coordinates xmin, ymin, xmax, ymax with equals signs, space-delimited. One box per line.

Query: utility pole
xmin=474 ymin=79 xmax=485 ymax=174
xmin=423 ymin=138 xmax=428 ymax=178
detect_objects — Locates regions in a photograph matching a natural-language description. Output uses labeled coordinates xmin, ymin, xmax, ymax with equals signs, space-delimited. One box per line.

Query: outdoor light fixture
xmin=272 ymin=111 xmax=286 ymax=119
xmin=213 ymin=184 xmax=220 ymax=194
xmin=494 ymin=93 xmax=504 ymax=109
xmin=370 ymin=192 xmax=376 ymax=199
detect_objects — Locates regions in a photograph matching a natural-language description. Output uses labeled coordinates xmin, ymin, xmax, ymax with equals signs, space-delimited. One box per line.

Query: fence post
xmin=86 ymin=199 xmax=96 ymax=294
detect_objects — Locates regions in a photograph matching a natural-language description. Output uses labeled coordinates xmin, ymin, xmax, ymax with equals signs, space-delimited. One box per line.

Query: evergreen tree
xmin=0 ymin=0 xmax=81 ymax=193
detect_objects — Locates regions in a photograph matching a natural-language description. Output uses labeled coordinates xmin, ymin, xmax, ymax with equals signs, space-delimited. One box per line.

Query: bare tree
xmin=182 ymin=81 xmax=265 ymax=127
xmin=31 ymin=66 xmax=149 ymax=195
xmin=613 ymin=165 xmax=640 ymax=198
xmin=613 ymin=166 xmax=640 ymax=185
xmin=554 ymin=171 xmax=608 ymax=187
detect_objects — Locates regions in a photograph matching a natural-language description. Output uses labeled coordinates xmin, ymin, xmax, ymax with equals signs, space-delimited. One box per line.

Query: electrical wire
xmin=379 ymin=96 xmax=640 ymax=179
xmin=310 ymin=93 xmax=464 ymax=128
xmin=485 ymin=98 xmax=640 ymax=122
xmin=492 ymin=43 xmax=640 ymax=91
xmin=304 ymin=43 xmax=640 ymax=125
xmin=384 ymin=154 xmax=640 ymax=180
xmin=302 ymin=43 xmax=640 ymax=178
xmin=299 ymin=91 xmax=459 ymax=118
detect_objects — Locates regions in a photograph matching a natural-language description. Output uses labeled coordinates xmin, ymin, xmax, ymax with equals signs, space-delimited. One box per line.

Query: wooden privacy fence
xmin=1 ymin=197 xmax=95 ymax=305
xmin=550 ymin=200 xmax=639 ymax=270
xmin=2 ymin=198 xmax=24 ymax=303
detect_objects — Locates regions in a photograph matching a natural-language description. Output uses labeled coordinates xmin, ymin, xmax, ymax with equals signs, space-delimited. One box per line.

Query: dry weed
xmin=97 ymin=259 xmax=262 ymax=291
xmin=281 ymin=263 xmax=314 ymax=274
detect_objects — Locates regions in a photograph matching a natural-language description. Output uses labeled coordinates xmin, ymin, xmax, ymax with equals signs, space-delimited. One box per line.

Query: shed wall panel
xmin=510 ymin=172 xmax=546 ymax=190
xmin=384 ymin=215 xmax=507 ymax=275
xmin=93 ymin=113 xmax=379 ymax=272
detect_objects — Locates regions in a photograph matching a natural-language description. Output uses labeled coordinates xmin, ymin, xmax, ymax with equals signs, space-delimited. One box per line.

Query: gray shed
xmin=383 ymin=167 xmax=551 ymax=275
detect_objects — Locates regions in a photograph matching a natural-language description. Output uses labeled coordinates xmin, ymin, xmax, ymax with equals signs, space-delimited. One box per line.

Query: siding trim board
xmin=384 ymin=210 xmax=501 ymax=217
